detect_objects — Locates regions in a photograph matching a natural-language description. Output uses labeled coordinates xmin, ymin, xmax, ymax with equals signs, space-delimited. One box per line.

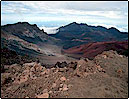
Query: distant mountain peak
xmin=68 ymin=22 xmax=88 ymax=26
xmin=17 ymin=22 xmax=29 ymax=24
xmin=2 ymin=22 xmax=30 ymax=27
xmin=66 ymin=22 xmax=79 ymax=26
xmin=2 ymin=22 xmax=39 ymax=28
xmin=71 ymin=22 xmax=78 ymax=24
xmin=14 ymin=22 xmax=30 ymax=26
xmin=108 ymin=27 xmax=120 ymax=32
xmin=50 ymin=22 xmax=128 ymax=49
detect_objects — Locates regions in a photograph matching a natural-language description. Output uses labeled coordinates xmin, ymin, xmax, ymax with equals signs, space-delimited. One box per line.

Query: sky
xmin=1 ymin=1 xmax=128 ymax=34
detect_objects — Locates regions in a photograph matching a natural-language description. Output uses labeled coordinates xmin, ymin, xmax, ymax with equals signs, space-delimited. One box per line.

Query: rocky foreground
xmin=1 ymin=50 xmax=128 ymax=98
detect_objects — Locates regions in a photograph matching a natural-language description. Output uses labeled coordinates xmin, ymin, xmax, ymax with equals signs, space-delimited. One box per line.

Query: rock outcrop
xmin=1 ymin=50 xmax=128 ymax=98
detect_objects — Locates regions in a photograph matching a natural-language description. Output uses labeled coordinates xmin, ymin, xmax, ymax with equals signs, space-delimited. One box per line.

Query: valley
xmin=1 ymin=1 xmax=128 ymax=98
xmin=1 ymin=22 xmax=128 ymax=65
xmin=1 ymin=22 xmax=128 ymax=98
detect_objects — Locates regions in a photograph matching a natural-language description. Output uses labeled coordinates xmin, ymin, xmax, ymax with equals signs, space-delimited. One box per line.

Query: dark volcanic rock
xmin=68 ymin=62 xmax=77 ymax=70
xmin=49 ymin=22 xmax=128 ymax=49
xmin=1 ymin=22 xmax=60 ymax=57
xmin=1 ymin=22 xmax=59 ymax=45
xmin=55 ymin=61 xmax=68 ymax=68
xmin=1 ymin=47 xmax=36 ymax=65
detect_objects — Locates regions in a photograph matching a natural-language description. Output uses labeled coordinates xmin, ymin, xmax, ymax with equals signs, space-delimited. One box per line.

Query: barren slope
xmin=63 ymin=41 xmax=128 ymax=59
xmin=1 ymin=50 xmax=128 ymax=98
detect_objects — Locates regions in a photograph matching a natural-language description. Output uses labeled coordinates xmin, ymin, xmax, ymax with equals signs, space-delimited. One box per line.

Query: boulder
xmin=52 ymin=83 xmax=57 ymax=88
xmin=36 ymin=93 xmax=49 ymax=98
xmin=25 ymin=97 xmax=29 ymax=98
xmin=43 ymin=89 xmax=48 ymax=93
xmin=23 ymin=62 xmax=36 ymax=67
xmin=75 ymin=59 xmax=99 ymax=77
xmin=60 ymin=77 xmax=66 ymax=82
xmin=48 ymin=91 xmax=52 ymax=94
xmin=1 ymin=65 xmax=5 ymax=73
xmin=60 ymin=83 xmax=64 ymax=87
xmin=55 ymin=62 xmax=61 ymax=68
xmin=59 ymin=88 xmax=63 ymax=91
xmin=68 ymin=62 xmax=77 ymax=70
xmin=55 ymin=61 xmax=68 ymax=68
xmin=62 ymin=84 xmax=68 ymax=91
xmin=1 ymin=73 xmax=11 ymax=85
xmin=60 ymin=61 xmax=67 ymax=68
xmin=102 ymin=55 xmax=107 ymax=59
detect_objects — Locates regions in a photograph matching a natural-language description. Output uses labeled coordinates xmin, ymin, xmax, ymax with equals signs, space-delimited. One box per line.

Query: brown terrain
xmin=1 ymin=22 xmax=128 ymax=98
xmin=63 ymin=41 xmax=128 ymax=59
xmin=1 ymin=50 xmax=128 ymax=98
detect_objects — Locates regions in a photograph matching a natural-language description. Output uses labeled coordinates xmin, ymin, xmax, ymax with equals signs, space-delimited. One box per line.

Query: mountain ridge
xmin=49 ymin=22 xmax=128 ymax=49
xmin=1 ymin=22 xmax=128 ymax=64
xmin=1 ymin=22 xmax=61 ymax=59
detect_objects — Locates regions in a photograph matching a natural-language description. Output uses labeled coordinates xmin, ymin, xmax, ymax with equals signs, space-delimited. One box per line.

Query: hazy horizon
xmin=1 ymin=1 xmax=128 ymax=33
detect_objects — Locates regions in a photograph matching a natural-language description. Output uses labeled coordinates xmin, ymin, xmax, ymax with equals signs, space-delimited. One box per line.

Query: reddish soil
xmin=63 ymin=41 xmax=128 ymax=59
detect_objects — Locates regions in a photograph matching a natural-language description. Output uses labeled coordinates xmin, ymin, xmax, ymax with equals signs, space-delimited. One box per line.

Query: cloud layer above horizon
xmin=1 ymin=1 xmax=128 ymax=32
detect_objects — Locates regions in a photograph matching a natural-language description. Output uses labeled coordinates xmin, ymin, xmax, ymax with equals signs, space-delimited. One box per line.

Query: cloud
xmin=2 ymin=1 xmax=128 ymax=16
xmin=39 ymin=26 xmax=59 ymax=34
xmin=1 ymin=1 xmax=128 ymax=32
